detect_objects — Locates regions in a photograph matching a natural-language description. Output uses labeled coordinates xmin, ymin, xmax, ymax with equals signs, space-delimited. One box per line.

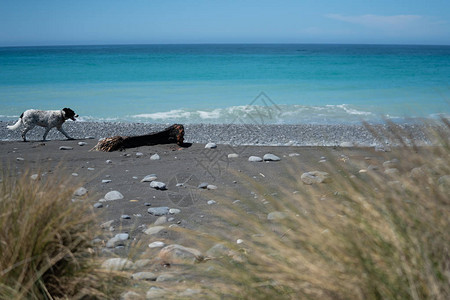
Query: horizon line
xmin=1 ymin=41 xmax=450 ymax=48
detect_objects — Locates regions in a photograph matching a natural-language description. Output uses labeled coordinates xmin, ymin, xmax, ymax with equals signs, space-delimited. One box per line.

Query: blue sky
xmin=1 ymin=0 xmax=449 ymax=46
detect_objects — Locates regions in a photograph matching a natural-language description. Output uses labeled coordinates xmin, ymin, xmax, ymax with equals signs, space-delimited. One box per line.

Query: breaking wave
xmin=130 ymin=104 xmax=376 ymax=124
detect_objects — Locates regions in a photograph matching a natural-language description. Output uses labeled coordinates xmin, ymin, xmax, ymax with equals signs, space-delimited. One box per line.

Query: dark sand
xmin=0 ymin=136 xmax=390 ymax=245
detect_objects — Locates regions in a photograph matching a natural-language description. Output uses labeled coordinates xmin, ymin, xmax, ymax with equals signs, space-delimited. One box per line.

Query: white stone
xmin=106 ymin=160 xmax=113 ymax=164
xmin=148 ymin=241 xmax=165 ymax=248
xmin=289 ymin=153 xmax=300 ymax=157
xmin=207 ymin=200 xmax=217 ymax=205
xmin=104 ymin=190 xmax=124 ymax=201
xmin=78 ymin=142 xmax=87 ymax=146
xmin=263 ymin=153 xmax=281 ymax=161
xmin=73 ymin=187 xmax=88 ymax=197
xmin=301 ymin=171 xmax=331 ymax=184
xmin=141 ymin=174 xmax=157 ymax=182
xmin=144 ymin=226 xmax=165 ymax=235
xmin=206 ymin=184 xmax=217 ymax=190
xmin=136 ymin=152 xmax=144 ymax=157
xmin=101 ymin=258 xmax=135 ymax=271
xmin=30 ymin=174 xmax=39 ymax=180
xmin=59 ymin=146 xmax=73 ymax=150
xmin=248 ymin=156 xmax=263 ymax=162
xmin=228 ymin=153 xmax=239 ymax=158
xmin=150 ymin=181 xmax=166 ymax=190
xmin=154 ymin=216 xmax=167 ymax=225
xmin=169 ymin=208 xmax=181 ymax=214
xmin=205 ymin=142 xmax=217 ymax=149
xmin=150 ymin=153 xmax=160 ymax=160
xmin=236 ymin=239 xmax=244 ymax=244
xmin=102 ymin=179 xmax=112 ymax=184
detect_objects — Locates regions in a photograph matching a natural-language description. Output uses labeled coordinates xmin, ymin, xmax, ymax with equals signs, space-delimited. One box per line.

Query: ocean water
xmin=0 ymin=44 xmax=449 ymax=124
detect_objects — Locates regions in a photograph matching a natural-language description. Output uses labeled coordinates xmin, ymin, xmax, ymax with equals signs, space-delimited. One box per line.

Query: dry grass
xmin=0 ymin=169 xmax=125 ymax=299
xmin=185 ymin=121 xmax=450 ymax=299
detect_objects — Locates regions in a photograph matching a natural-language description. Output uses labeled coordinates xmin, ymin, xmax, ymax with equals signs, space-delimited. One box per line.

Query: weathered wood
xmin=93 ymin=124 xmax=186 ymax=152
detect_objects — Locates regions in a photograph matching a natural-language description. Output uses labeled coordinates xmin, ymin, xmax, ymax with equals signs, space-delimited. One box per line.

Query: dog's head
xmin=62 ymin=108 xmax=78 ymax=121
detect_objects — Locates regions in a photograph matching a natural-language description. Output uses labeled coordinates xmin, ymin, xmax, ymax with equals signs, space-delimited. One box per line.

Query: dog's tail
xmin=7 ymin=113 xmax=23 ymax=130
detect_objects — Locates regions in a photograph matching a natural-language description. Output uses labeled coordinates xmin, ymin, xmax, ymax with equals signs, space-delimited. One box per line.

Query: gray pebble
xmin=121 ymin=215 xmax=131 ymax=220
xmin=263 ymin=153 xmax=281 ymax=161
xmin=59 ymin=146 xmax=73 ymax=150
xmin=73 ymin=187 xmax=88 ymax=197
xmin=148 ymin=207 xmax=170 ymax=216
xmin=102 ymin=179 xmax=112 ymax=184
xmin=198 ymin=182 xmax=208 ymax=189
xmin=78 ymin=142 xmax=87 ymax=146
xmin=169 ymin=208 xmax=181 ymax=214
xmin=207 ymin=184 xmax=217 ymax=190
xmin=150 ymin=181 xmax=167 ymax=190
xmin=141 ymin=174 xmax=157 ymax=182
xmin=207 ymin=200 xmax=217 ymax=205
xmin=104 ymin=190 xmax=124 ymax=201
xmin=93 ymin=202 xmax=103 ymax=208
xmin=205 ymin=142 xmax=217 ymax=149
xmin=150 ymin=153 xmax=160 ymax=160
xmin=248 ymin=156 xmax=263 ymax=162
xmin=228 ymin=153 xmax=239 ymax=158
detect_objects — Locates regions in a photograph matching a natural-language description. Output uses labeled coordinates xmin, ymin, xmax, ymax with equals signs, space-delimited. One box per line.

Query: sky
xmin=0 ymin=0 xmax=449 ymax=46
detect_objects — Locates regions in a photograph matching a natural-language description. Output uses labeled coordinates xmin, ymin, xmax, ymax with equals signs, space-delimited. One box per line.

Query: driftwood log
xmin=93 ymin=124 xmax=185 ymax=152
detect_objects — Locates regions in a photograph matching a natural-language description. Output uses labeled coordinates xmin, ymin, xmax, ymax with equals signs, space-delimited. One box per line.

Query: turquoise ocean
xmin=0 ymin=44 xmax=449 ymax=124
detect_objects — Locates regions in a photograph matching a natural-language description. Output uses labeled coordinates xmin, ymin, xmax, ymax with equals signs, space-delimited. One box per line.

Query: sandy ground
xmin=0 ymin=138 xmax=388 ymax=239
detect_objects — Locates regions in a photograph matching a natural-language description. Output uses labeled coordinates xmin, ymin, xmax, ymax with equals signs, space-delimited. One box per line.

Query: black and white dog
xmin=7 ymin=108 xmax=78 ymax=141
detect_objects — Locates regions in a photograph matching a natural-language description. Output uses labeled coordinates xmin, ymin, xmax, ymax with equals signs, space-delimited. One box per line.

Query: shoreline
xmin=0 ymin=120 xmax=439 ymax=147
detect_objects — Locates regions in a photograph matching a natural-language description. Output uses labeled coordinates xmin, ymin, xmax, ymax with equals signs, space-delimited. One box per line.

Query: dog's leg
xmin=42 ymin=128 xmax=51 ymax=141
xmin=57 ymin=126 xmax=74 ymax=140
xmin=22 ymin=126 xmax=34 ymax=142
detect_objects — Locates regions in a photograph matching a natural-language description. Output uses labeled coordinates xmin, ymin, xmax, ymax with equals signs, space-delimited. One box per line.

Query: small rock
xmin=150 ymin=153 xmax=160 ymax=160
xmin=154 ymin=216 xmax=167 ymax=225
xmin=116 ymin=233 xmax=129 ymax=241
xmin=147 ymin=207 xmax=170 ymax=216
xmin=134 ymin=259 xmax=151 ymax=268
xmin=93 ymin=202 xmax=103 ymax=208
xmin=102 ymin=179 xmax=112 ymax=184
xmin=73 ymin=187 xmax=88 ymax=197
xmin=169 ymin=208 xmax=181 ymax=214
xmin=101 ymin=258 xmax=135 ymax=271
xmin=141 ymin=174 xmax=157 ymax=182
xmin=263 ymin=153 xmax=281 ymax=161
xmin=289 ymin=153 xmax=300 ymax=157
xmin=228 ymin=153 xmax=239 ymax=158
xmin=131 ymin=272 xmax=157 ymax=281
xmin=78 ymin=142 xmax=87 ymax=146
xmin=206 ymin=184 xmax=217 ymax=190
xmin=16 ymin=157 xmax=24 ymax=161
xmin=150 ymin=181 xmax=167 ymax=190
xmin=205 ymin=142 xmax=217 ymax=149
xmin=301 ymin=171 xmax=331 ymax=184
xmin=198 ymin=182 xmax=208 ymax=189
xmin=158 ymin=244 xmax=204 ymax=264
xmin=120 ymin=291 xmax=141 ymax=300
xmin=121 ymin=215 xmax=131 ymax=220
xmin=144 ymin=226 xmax=166 ymax=235
xmin=367 ymin=165 xmax=379 ymax=171
xmin=248 ymin=156 xmax=263 ymax=162
xmin=207 ymin=200 xmax=216 ymax=205
xmin=87 ymin=167 xmax=95 ymax=171
xmin=267 ymin=211 xmax=287 ymax=220
xmin=149 ymin=241 xmax=165 ymax=248
xmin=59 ymin=146 xmax=73 ymax=150
xmin=146 ymin=287 xmax=166 ymax=299
xmin=104 ymin=190 xmax=124 ymax=201
xmin=136 ymin=152 xmax=144 ymax=157
xmin=71 ymin=173 xmax=78 ymax=176
xmin=236 ymin=239 xmax=244 ymax=244
xmin=105 ymin=159 xmax=113 ymax=164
